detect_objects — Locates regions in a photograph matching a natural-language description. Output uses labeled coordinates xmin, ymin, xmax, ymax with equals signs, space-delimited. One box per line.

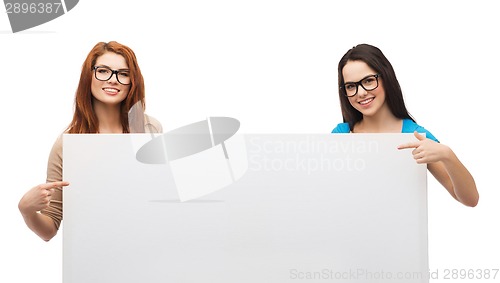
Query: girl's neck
xmin=94 ymin=102 xmax=123 ymax=133
xmin=353 ymin=108 xmax=402 ymax=133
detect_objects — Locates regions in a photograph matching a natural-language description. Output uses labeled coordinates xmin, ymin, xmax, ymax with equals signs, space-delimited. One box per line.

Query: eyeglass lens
xmin=94 ymin=66 xmax=131 ymax=85
xmin=344 ymin=75 xmax=379 ymax=97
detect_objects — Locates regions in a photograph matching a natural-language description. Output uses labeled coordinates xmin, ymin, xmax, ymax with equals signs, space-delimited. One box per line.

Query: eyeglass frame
xmin=340 ymin=74 xmax=381 ymax=97
xmin=92 ymin=66 xmax=131 ymax=85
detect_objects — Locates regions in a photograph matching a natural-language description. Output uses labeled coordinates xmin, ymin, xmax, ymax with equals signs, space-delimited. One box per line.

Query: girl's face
xmin=342 ymin=60 xmax=387 ymax=118
xmin=91 ymin=52 xmax=130 ymax=107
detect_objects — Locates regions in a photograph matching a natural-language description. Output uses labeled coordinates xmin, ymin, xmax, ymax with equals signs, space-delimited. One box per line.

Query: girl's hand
xmin=397 ymin=131 xmax=451 ymax=164
xmin=18 ymin=181 xmax=69 ymax=214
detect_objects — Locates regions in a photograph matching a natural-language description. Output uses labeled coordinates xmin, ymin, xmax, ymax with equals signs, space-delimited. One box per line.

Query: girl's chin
xmin=357 ymin=109 xmax=378 ymax=117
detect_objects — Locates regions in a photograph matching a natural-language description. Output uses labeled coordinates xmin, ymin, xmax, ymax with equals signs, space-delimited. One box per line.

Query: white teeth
xmin=359 ymin=98 xmax=373 ymax=105
xmin=103 ymin=88 xmax=118 ymax=93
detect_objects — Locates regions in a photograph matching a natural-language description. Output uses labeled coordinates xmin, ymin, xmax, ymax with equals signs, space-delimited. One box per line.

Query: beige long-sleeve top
xmin=40 ymin=114 xmax=163 ymax=230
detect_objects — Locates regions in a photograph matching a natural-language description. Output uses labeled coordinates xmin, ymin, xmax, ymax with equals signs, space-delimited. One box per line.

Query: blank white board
xmin=63 ymin=133 xmax=428 ymax=283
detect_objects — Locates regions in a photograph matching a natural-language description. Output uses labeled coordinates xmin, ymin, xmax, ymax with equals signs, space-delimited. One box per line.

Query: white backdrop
xmin=1 ymin=1 xmax=498 ymax=282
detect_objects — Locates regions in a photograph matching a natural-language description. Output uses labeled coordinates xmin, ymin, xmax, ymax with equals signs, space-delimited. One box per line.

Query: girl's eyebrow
xmin=344 ymin=74 xmax=377 ymax=84
xmin=95 ymin=64 xmax=130 ymax=71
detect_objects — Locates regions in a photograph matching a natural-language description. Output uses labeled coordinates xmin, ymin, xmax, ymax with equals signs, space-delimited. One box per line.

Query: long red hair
xmin=67 ymin=41 xmax=145 ymax=133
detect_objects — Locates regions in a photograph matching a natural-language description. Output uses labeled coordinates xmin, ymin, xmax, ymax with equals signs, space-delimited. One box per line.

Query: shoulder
xmin=46 ymin=133 xmax=64 ymax=182
xmin=49 ymin=131 xmax=68 ymax=159
xmin=144 ymin=114 xmax=163 ymax=133
xmin=331 ymin=123 xmax=350 ymax=133
xmin=402 ymin=119 xmax=439 ymax=142
xmin=50 ymin=133 xmax=64 ymax=156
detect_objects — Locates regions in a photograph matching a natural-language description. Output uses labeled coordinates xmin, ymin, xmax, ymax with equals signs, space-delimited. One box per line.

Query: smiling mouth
xmin=359 ymin=97 xmax=374 ymax=105
xmin=103 ymin=88 xmax=119 ymax=94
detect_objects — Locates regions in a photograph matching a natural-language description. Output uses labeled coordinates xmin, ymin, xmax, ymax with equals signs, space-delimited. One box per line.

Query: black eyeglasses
xmin=341 ymin=74 xmax=380 ymax=97
xmin=93 ymin=66 xmax=131 ymax=85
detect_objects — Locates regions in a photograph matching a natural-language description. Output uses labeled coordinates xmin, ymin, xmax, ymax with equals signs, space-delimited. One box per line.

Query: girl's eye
xmin=96 ymin=67 xmax=110 ymax=74
xmin=345 ymin=84 xmax=356 ymax=90
xmin=363 ymin=77 xmax=375 ymax=84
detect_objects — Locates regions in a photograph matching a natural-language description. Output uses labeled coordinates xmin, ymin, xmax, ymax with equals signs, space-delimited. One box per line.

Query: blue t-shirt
xmin=331 ymin=119 xmax=439 ymax=142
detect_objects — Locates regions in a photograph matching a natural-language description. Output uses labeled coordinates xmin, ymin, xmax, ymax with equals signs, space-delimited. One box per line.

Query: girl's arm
xmin=398 ymin=131 xmax=479 ymax=207
xmin=19 ymin=181 xmax=69 ymax=241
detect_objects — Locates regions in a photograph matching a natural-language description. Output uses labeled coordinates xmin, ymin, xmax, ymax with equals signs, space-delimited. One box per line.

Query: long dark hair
xmin=337 ymin=44 xmax=414 ymax=130
xmin=67 ymin=41 xmax=146 ymax=133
